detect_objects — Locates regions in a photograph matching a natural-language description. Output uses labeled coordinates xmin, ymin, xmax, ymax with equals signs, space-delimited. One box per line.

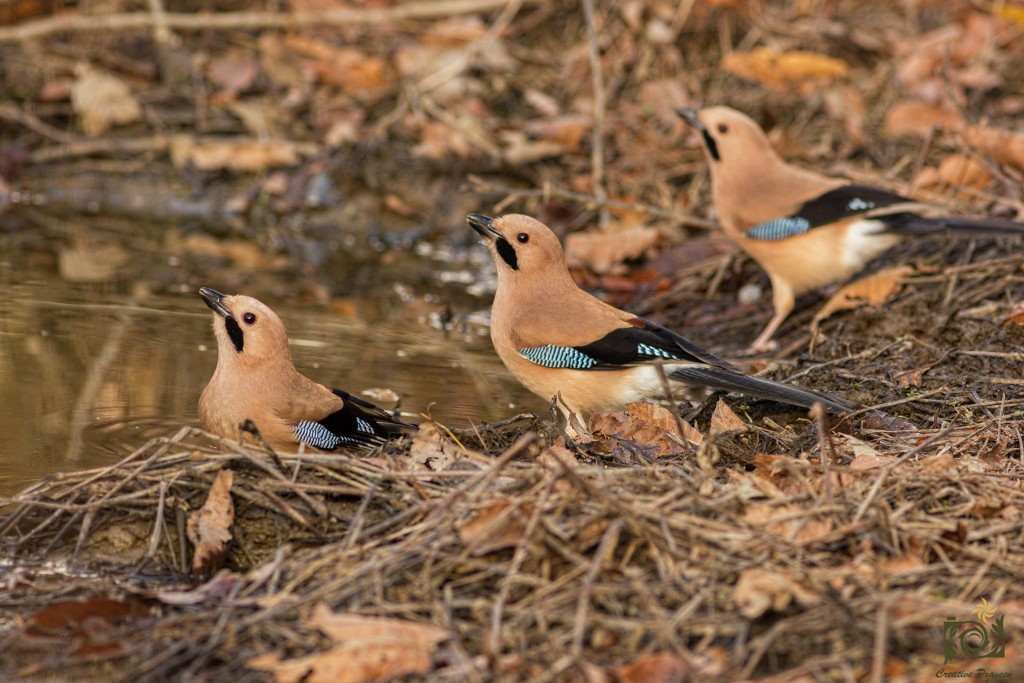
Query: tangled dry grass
xmin=1 ymin=374 xmax=1023 ymax=682
xmin=3 ymin=0 xmax=1024 ymax=681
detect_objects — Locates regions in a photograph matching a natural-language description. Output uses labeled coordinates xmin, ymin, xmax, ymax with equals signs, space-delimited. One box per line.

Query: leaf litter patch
xmin=0 ymin=402 xmax=1021 ymax=681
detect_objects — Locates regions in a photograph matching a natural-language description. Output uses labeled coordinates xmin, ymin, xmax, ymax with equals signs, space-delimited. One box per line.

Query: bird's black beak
xmin=467 ymin=213 xmax=519 ymax=271
xmin=200 ymin=287 xmax=233 ymax=320
xmin=675 ymin=107 xmax=704 ymax=131
xmin=467 ymin=213 xmax=503 ymax=241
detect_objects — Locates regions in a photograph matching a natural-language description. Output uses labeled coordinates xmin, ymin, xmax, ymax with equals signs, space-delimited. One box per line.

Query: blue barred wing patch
xmin=746 ymin=216 xmax=812 ymax=241
xmin=636 ymin=343 xmax=677 ymax=360
xmin=520 ymin=345 xmax=598 ymax=369
xmin=294 ymin=420 xmax=364 ymax=450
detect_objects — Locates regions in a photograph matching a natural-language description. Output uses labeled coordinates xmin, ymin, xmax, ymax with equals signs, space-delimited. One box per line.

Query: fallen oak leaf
xmin=733 ymin=568 xmax=820 ymax=619
xmin=914 ymin=153 xmax=993 ymax=196
xmin=883 ymin=101 xmax=963 ymax=138
xmin=457 ymin=499 xmax=532 ymax=555
xmin=710 ymin=399 xmax=745 ymax=435
xmin=187 ymin=469 xmax=234 ymax=576
xmin=248 ymin=604 xmax=449 ymax=683
xmin=308 ymin=604 xmax=449 ymax=649
xmin=613 ymin=652 xmax=689 ymax=683
xmin=408 ymin=422 xmax=462 ymax=472
xmin=188 ymin=139 xmax=301 ymax=172
xmin=71 ymin=66 xmax=142 ymax=136
xmin=722 ymin=48 xmax=848 ymax=94
xmin=960 ymin=122 xmax=1024 ymax=172
xmin=811 ymin=265 xmax=914 ymax=336
xmin=742 ymin=502 xmax=833 ymax=544
xmin=589 ymin=402 xmax=701 ymax=457
xmin=565 ymin=222 xmax=664 ymax=274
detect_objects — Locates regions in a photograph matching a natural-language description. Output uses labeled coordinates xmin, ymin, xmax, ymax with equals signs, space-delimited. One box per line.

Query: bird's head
xmin=199 ymin=288 xmax=290 ymax=364
xmin=676 ymin=105 xmax=777 ymax=165
xmin=467 ymin=213 xmax=568 ymax=282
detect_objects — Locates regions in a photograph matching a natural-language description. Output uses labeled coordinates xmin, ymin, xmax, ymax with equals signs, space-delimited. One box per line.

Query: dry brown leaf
xmin=411 ymin=121 xmax=474 ymax=160
xmin=523 ymin=115 xmax=590 ymax=153
xmin=894 ymin=367 xmax=924 ymax=389
xmin=248 ymin=604 xmax=448 ymax=683
xmin=58 ymin=241 xmax=131 ymax=283
xmin=722 ymin=48 xmax=848 ymax=94
xmin=841 ymin=433 xmax=893 ymax=471
xmin=914 ymin=154 xmax=993 ymax=197
xmin=499 ymin=130 xmax=565 ymax=165
xmin=187 ymin=469 xmax=234 ymax=576
xmin=311 ymin=50 xmax=392 ymax=93
xmin=71 ymin=67 xmax=142 ymax=136
xmin=812 ymin=265 xmax=913 ymax=329
xmin=733 ymin=568 xmax=819 ymax=619
xmin=920 ymin=452 xmax=955 ymax=473
xmin=537 ymin=443 xmax=580 ymax=470
xmin=961 ymin=123 xmax=1024 ymax=171
xmin=284 ymin=36 xmax=392 ymax=94
xmin=742 ymin=502 xmax=833 ymax=544
xmin=589 ymin=402 xmax=702 ymax=456
xmin=308 ymin=604 xmax=449 ymax=649
xmin=613 ymin=652 xmax=688 ymax=683
xmin=565 ymin=223 xmax=662 ymax=274
xmin=408 ymin=422 xmax=461 ymax=471
xmin=208 ymin=49 xmax=259 ymax=97
xmin=421 ymin=15 xmax=487 ymax=46
xmin=457 ymin=500 xmax=531 ymax=555
xmin=179 ymin=234 xmax=276 ymax=270
xmin=883 ymin=101 xmax=963 ymax=138
xmin=185 ymin=139 xmax=300 ymax=172
xmin=710 ymin=399 xmax=745 ymax=435
xmin=248 ymin=645 xmax=430 ymax=683
xmin=878 ymin=555 xmax=926 ymax=575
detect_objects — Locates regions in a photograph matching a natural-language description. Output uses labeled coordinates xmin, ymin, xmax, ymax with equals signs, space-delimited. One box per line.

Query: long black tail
xmin=885 ymin=214 xmax=1024 ymax=237
xmin=670 ymin=365 xmax=857 ymax=414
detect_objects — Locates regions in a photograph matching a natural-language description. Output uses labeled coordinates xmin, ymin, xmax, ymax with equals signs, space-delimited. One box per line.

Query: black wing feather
xmin=797 ymin=185 xmax=1024 ymax=236
xmin=796 ymin=184 xmax=912 ymax=228
xmin=571 ymin=318 xmax=741 ymax=372
xmin=313 ymin=388 xmax=416 ymax=450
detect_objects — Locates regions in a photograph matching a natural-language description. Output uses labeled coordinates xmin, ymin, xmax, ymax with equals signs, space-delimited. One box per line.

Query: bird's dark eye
xmin=517 ymin=232 xmax=529 ymax=244
xmin=243 ymin=312 xmax=257 ymax=325
xmin=717 ymin=123 xmax=729 ymax=134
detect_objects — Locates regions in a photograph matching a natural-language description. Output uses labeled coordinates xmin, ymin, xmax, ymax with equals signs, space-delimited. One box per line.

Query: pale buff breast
xmin=738 ymin=218 xmax=902 ymax=296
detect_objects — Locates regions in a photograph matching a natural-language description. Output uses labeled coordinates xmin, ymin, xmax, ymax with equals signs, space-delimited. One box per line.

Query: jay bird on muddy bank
xmin=677 ymin=105 xmax=1024 ymax=353
xmin=198 ymin=287 xmax=414 ymax=452
xmin=467 ymin=213 xmax=855 ymax=422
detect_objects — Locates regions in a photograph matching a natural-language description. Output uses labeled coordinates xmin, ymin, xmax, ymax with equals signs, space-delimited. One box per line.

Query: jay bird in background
xmin=467 ymin=213 xmax=855 ymax=424
xmin=676 ymin=106 xmax=1024 ymax=354
xmin=198 ymin=287 xmax=414 ymax=452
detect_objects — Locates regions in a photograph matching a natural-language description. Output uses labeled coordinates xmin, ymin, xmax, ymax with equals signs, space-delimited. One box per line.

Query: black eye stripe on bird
xmin=225 ymin=317 xmax=245 ymax=353
xmin=468 ymin=213 xmax=856 ymax=429
xmin=677 ymin=105 xmax=1024 ymax=353
xmin=495 ymin=238 xmax=519 ymax=270
xmin=198 ymin=289 xmax=415 ymax=452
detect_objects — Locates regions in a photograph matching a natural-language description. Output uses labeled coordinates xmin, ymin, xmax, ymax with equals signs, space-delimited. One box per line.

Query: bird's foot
xmin=741 ymin=338 xmax=779 ymax=356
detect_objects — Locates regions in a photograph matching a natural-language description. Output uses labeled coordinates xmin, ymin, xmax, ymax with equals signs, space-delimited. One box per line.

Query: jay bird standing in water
xmin=198 ymin=287 xmax=414 ymax=452
xmin=467 ymin=213 xmax=855 ymax=423
xmin=677 ymin=105 xmax=1024 ymax=353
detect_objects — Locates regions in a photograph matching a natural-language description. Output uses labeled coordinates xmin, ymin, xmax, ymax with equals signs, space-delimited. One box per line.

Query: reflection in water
xmin=0 ymin=282 xmax=538 ymax=496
